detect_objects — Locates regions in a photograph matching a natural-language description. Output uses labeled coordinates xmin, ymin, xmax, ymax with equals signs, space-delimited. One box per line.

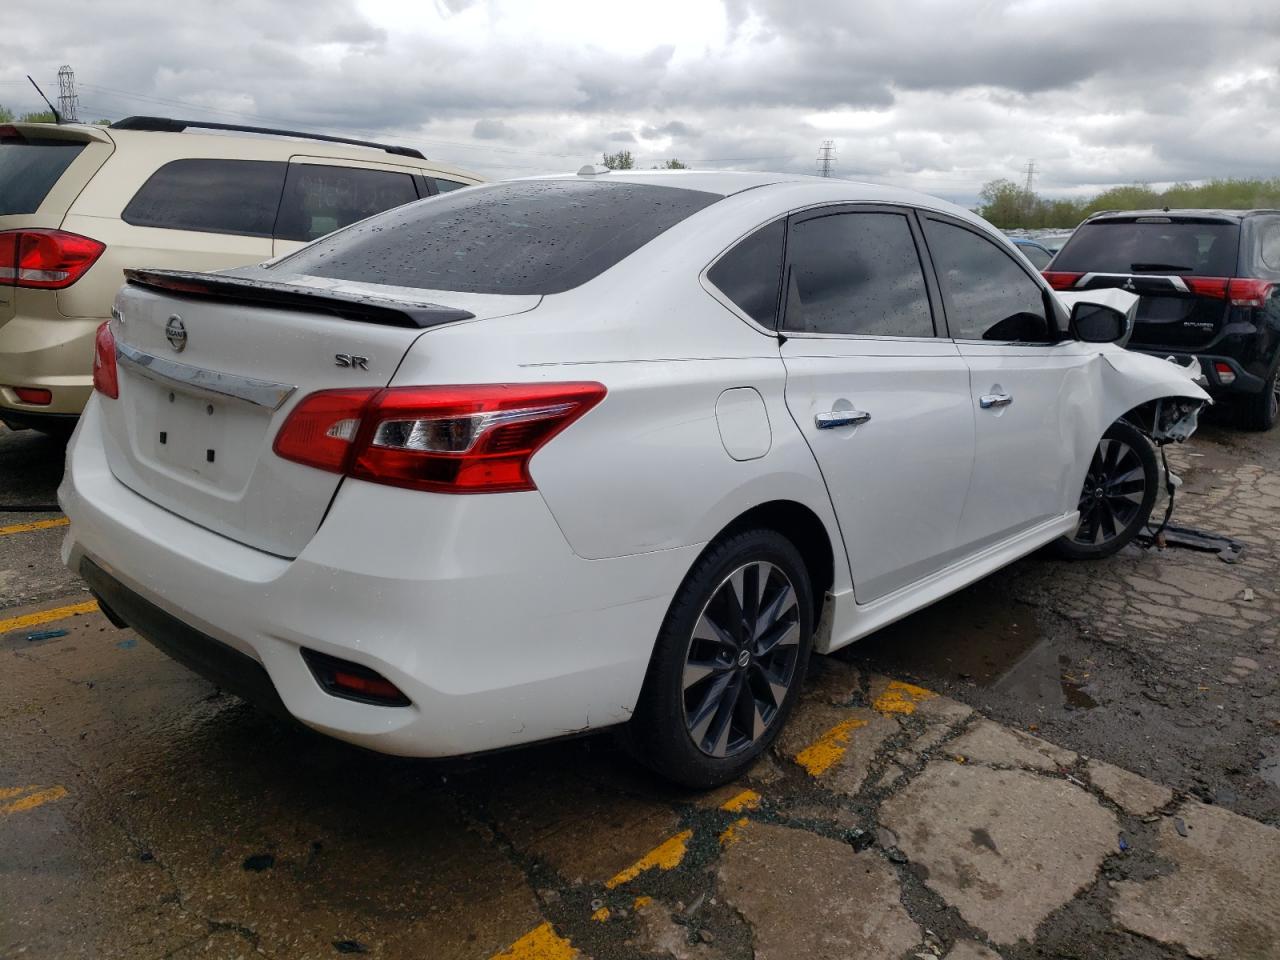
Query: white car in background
xmin=59 ymin=171 xmax=1207 ymax=787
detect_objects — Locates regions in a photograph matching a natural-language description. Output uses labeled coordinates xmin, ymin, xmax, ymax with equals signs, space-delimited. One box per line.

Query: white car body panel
xmin=59 ymin=171 xmax=1210 ymax=758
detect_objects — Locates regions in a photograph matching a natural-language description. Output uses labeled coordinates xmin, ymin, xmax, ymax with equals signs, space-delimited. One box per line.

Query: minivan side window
xmin=923 ymin=218 xmax=1051 ymax=342
xmin=274 ymin=164 xmax=420 ymax=243
xmin=782 ymin=212 xmax=934 ymax=337
xmin=432 ymin=178 xmax=467 ymax=193
xmin=707 ymin=219 xmax=785 ymax=328
xmin=121 ymin=159 xmax=287 ymax=237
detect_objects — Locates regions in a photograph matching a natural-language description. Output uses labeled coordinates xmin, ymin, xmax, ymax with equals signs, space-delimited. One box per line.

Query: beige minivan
xmin=0 ymin=116 xmax=482 ymax=434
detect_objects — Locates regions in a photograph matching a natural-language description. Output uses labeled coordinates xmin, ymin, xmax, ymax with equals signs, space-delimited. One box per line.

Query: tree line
xmin=977 ymin=176 xmax=1280 ymax=230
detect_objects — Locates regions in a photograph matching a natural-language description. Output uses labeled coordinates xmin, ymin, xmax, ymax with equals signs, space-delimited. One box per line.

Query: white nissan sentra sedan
xmin=59 ymin=170 xmax=1208 ymax=787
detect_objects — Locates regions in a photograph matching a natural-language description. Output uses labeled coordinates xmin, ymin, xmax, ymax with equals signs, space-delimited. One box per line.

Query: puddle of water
xmin=848 ymin=580 xmax=1099 ymax=710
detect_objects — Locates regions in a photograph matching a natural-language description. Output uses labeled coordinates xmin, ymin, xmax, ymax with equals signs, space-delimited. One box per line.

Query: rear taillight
xmin=1042 ymin=270 xmax=1082 ymax=290
xmin=1180 ymin=276 xmax=1274 ymax=307
xmin=0 ymin=229 xmax=105 ymax=289
xmin=273 ymin=382 xmax=606 ymax=494
xmin=92 ymin=322 xmax=119 ymax=399
xmin=1214 ymin=362 xmax=1237 ymax=385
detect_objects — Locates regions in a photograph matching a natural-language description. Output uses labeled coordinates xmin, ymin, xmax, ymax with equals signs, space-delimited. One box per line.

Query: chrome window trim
xmin=115 ymin=340 xmax=297 ymax=410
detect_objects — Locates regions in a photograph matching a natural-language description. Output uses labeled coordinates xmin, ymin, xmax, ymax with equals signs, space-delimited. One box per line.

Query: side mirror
xmin=1071 ymin=302 xmax=1130 ymax=344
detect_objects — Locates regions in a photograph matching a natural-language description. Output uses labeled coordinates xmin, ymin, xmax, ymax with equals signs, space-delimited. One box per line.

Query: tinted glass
xmin=274 ymin=164 xmax=419 ymax=242
xmin=782 ymin=212 xmax=933 ymax=337
xmin=924 ymin=219 xmax=1050 ymax=342
xmin=708 ymin=220 xmax=785 ymax=327
xmin=432 ymin=177 xmax=466 ymax=193
xmin=1053 ymin=220 xmax=1239 ymax=276
xmin=0 ymin=137 xmax=87 ymax=215
xmin=1259 ymin=220 xmax=1280 ymax=271
xmin=274 ymin=179 xmax=721 ymax=295
xmin=1016 ymin=242 xmax=1052 ymax=270
xmin=122 ymin=159 xmax=286 ymax=237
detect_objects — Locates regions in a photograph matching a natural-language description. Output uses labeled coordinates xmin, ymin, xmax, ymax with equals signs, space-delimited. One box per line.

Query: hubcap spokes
xmin=682 ymin=561 xmax=801 ymax=758
xmin=1072 ymin=437 xmax=1146 ymax=545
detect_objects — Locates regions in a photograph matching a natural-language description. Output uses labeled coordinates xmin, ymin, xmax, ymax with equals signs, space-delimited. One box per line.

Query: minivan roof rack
xmin=108 ymin=116 xmax=426 ymax=160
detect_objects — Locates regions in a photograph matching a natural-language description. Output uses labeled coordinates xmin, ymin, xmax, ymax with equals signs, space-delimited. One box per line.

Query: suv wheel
xmin=1242 ymin=365 xmax=1279 ymax=432
xmin=1053 ymin=420 xmax=1158 ymax=560
xmin=626 ymin=528 xmax=814 ymax=788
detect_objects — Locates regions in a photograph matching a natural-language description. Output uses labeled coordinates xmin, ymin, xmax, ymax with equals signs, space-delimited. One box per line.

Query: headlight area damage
xmin=1123 ymin=395 xmax=1207 ymax=446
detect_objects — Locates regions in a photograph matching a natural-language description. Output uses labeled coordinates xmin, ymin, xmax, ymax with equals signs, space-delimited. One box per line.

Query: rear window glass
xmin=274 ymin=164 xmax=420 ymax=242
xmin=0 ymin=136 xmax=87 ymax=215
xmin=273 ymin=179 xmax=721 ymax=295
xmin=1053 ymin=220 xmax=1239 ymax=276
xmin=708 ymin=220 xmax=785 ymax=327
xmin=122 ymin=158 xmax=286 ymax=237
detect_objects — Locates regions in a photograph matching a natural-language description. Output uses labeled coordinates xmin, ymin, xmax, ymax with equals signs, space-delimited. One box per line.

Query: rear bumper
xmin=59 ymin=397 xmax=698 ymax=757
xmin=1131 ymin=350 xmax=1265 ymax=395
xmin=0 ymin=307 xmax=99 ymax=416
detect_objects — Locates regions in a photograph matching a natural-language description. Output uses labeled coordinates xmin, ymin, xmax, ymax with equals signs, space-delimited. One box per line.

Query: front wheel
xmin=1053 ymin=419 xmax=1158 ymax=560
xmin=625 ymin=528 xmax=814 ymax=788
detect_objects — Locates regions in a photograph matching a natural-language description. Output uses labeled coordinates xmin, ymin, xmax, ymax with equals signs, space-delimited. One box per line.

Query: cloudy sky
xmin=4 ymin=0 xmax=1279 ymax=204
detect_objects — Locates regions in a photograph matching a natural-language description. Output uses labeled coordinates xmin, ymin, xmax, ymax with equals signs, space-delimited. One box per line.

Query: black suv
xmin=1046 ymin=209 xmax=1280 ymax=429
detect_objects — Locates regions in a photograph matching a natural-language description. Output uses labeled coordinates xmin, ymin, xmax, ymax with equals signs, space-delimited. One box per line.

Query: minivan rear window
xmin=1053 ymin=220 xmax=1239 ymax=277
xmin=0 ymin=135 xmax=87 ymax=215
xmin=273 ymin=179 xmax=721 ymax=295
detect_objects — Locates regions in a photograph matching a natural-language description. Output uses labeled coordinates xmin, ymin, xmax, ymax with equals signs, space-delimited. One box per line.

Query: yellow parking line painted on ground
xmin=794 ymin=716 xmax=869 ymax=776
xmin=719 ymin=788 xmax=761 ymax=813
xmin=605 ymin=829 xmax=693 ymax=889
xmin=872 ymin=680 xmax=938 ymax=716
xmin=0 ymin=600 xmax=98 ymax=636
xmin=0 ymin=516 xmax=68 ymax=537
xmin=489 ymin=922 xmax=577 ymax=960
xmin=0 ymin=785 xmax=68 ymax=817
xmin=719 ymin=817 xmax=750 ymax=846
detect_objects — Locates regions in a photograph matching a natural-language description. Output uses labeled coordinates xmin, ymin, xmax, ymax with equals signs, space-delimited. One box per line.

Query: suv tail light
xmin=1042 ymin=271 xmax=1082 ymax=291
xmin=92 ymin=322 xmax=119 ymax=399
xmin=273 ymin=382 xmax=606 ymax=493
xmin=1180 ymin=277 xmax=1274 ymax=306
xmin=0 ymin=229 xmax=105 ymax=289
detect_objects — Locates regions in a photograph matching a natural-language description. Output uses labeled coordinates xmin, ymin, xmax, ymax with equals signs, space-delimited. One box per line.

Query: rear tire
xmin=625 ymin=528 xmax=814 ymax=789
xmin=1053 ymin=419 xmax=1158 ymax=560
xmin=1241 ymin=365 xmax=1279 ymax=432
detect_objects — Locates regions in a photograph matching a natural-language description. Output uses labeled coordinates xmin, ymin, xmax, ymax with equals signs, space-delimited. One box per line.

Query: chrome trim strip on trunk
xmin=115 ymin=341 xmax=297 ymax=411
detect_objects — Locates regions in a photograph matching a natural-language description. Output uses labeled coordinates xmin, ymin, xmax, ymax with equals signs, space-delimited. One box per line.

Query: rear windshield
xmin=1053 ymin=220 xmax=1239 ymax=276
xmin=0 ymin=136 xmax=87 ymax=215
xmin=273 ymin=179 xmax=722 ymax=295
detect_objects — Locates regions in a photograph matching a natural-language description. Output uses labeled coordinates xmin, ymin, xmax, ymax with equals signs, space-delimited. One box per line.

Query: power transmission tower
xmin=817 ymin=140 xmax=836 ymax=178
xmin=57 ymin=65 xmax=79 ymax=122
xmin=1023 ymin=159 xmax=1036 ymax=194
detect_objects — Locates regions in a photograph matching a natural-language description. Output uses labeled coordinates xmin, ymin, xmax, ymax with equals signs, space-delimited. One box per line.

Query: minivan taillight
xmin=92 ymin=322 xmax=118 ymax=399
xmin=273 ymin=382 xmax=606 ymax=493
xmin=0 ymin=229 xmax=105 ymax=289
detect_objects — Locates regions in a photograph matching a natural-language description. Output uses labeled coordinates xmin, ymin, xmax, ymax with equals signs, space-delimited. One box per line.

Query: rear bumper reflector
xmin=300 ymin=648 xmax=412 ymax=707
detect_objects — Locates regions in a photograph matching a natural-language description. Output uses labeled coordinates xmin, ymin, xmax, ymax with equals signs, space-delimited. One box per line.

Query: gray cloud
xmin=4 ymin=0 xmax=1278 ymax=201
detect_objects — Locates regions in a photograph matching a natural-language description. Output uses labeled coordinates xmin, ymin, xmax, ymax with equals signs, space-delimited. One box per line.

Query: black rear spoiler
xmin=123 ymin=269 xmax=475 ymax=330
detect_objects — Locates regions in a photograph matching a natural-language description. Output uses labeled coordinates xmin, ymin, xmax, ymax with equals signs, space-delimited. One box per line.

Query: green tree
xmin=602 ymin=149 xmax=634 ymax=170
xmin=977 ymin=178 xmax=1037 ymax=229
xmin=652 ymin=158 xmax=687 ymax=169
xmin=0 ymin=104 xmax=14 ymax=123
xmin=19 ymin=110 xmax=56 ymax=123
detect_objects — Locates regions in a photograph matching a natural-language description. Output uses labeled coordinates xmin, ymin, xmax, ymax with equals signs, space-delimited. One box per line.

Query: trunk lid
xmin=100 ymin=271 xmax=538 ymax=557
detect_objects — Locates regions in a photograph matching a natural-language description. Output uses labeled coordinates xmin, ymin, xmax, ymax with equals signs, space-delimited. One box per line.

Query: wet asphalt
xmin=1 ymin=412 xmax=1278 ymax=959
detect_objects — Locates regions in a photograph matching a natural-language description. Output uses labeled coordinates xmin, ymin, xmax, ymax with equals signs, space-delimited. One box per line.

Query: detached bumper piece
xmin=79 ymin=557 xmax=291 ymax=719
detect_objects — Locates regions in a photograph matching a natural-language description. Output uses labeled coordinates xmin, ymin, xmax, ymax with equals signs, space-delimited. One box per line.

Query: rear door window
xmin=1053 ymin=220 xmax=1239 ymax=276
xmin=122 ymin=158 xmax=286 ymax=237
xmin=0 ymin=134 xmax=87 ymax=215
xmin=782 ymin=211 xmax=934 ymax=337
xmin=273 ymin=164 xmax=421 ymax=242
xmin=923 ymin=218 xmax=1051 ymax=342
xmin=432 ymin=177 xmax=467 ymax=193
xmin=707 ymin=219 xmax=785 ymax=328
xmin=274 ymin=179 xmax=721 ymax=294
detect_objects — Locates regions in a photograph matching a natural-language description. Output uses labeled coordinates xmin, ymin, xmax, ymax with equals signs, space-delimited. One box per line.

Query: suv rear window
xmin=122 ymin=158 xmax=286 ymax=237
xmin=274 ymin=179 xmax=721 ymax=295
xmin=1053 ymin=220 xmax=1239 ymax=276
xmin=0 ymin=135 xmax=87 ymax=215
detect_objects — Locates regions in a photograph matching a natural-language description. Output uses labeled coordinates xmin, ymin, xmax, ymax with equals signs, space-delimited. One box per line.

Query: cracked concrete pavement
xmin=2 ymin=411 xmax=1279 ymax=959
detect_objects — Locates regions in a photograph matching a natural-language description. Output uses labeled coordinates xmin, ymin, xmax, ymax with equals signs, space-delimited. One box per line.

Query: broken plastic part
xmin=1150 ymin=397 xmax=1204 ymax=444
